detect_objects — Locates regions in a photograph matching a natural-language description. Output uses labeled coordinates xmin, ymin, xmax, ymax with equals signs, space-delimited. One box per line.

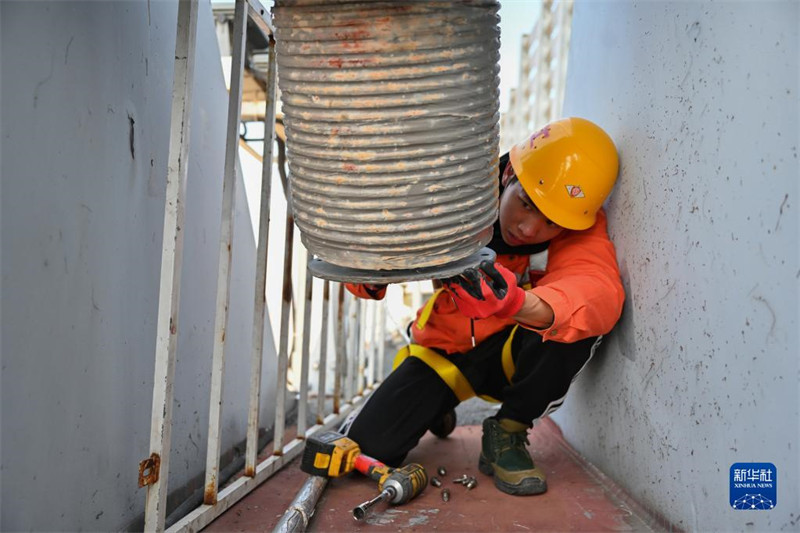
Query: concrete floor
xmin=206 ymin=417 xmax=673 ymax=532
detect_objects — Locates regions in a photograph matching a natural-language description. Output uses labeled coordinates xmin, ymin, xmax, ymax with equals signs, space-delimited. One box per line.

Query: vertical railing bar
xmin=316 ymin=280 xmax=331 ymax=424
xmin=356 ymin=300 xmax=363 ymax=394
xmin=358 ymin=299 xmax=368 ymax=395
xmin=344 ymin=295 xmax=352 ymax=400
xmin=371 ymin=300 xmax=378 ymax=385
xmin=346 ymin=297 xmax=357 ymax=400
xmin=244 ymin=36 xmax=277 ymax=478
xmin=273 ymin=214 xmax=295 ymax=454
xmin=144 ymin=1 xmax=198 ymax=530
xmin=366 ymin=301 xmax=376 ymax=388
xmin=333 ymin=284 xmax=345 ymax=414
xmin=204 ymin=0 xmax=247 ymax=505
xmin=347 ymin=298 xmax=361 ymax=394
xmin=289 ymin=247 xmax=307 ymax=386
xmin=372 ymin=301 xmax=379 ymax=385
xmin=343 ymin=295 xmax=352 ymax=401
xmin=297 ymin=265 xmax=314 ymax=438
xmin=376 ymin=300 xmax=386 ymax=382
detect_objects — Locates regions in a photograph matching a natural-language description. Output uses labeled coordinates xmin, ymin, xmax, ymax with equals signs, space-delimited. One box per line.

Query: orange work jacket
xmin=346 ymin=208 xmax=625 ymax=355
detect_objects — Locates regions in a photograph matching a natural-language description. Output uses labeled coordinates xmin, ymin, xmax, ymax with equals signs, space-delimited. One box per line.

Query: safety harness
xmin=392 ymin=289 xmax=520 ymax=403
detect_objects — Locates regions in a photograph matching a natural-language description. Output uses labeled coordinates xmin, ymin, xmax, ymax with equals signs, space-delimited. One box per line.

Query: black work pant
xmin=347 ymin=327 xmax=599 ymax=466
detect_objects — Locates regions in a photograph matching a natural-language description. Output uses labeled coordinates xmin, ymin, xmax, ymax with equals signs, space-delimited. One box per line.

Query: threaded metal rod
xmin=274 ymin=0 xmax=501 ymax=273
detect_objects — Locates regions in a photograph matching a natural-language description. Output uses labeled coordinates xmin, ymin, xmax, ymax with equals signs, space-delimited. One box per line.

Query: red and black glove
xmin=441 ymin=261 xmax=526 ymax=319
xmin=345 ymin=282 xmax=388 ymax=300
xmin=362 ymin=283 xmax=388 ymax=299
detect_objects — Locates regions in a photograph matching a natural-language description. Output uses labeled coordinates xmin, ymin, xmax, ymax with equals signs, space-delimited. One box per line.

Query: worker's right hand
xmin=345 ymin=283 xmax=388 ymax=300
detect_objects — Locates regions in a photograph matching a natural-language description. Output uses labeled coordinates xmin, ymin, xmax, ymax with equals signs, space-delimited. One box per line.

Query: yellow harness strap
xmin=393 ymin=344 xmax=478 ymax=402
xmin=415 ymin=288 xmax=443 ymax=331
xmin=392 ymin=327 xmax=520 ymax=404
xmin=395 ymin=290 xmax=521 ymax=404
xmin=501 ymin=325 xmax=519 ymax=383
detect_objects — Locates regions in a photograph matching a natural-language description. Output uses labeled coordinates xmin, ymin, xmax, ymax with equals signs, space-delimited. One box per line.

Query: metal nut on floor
xmin=437 ymin=466 xmax=447 ymax=477
xmin=431 ymin=477 xmax=442 ymax=488
xmin=441 ymin=488 xmax=451 ymax=502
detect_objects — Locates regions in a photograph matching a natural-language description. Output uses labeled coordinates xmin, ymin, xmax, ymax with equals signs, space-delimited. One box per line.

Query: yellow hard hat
xmin=509 ymin=117 xmax=619 ymax=231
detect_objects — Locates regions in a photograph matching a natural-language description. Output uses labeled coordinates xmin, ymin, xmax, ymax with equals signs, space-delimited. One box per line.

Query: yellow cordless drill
xmin=301 ymin=431 xmax=428 ymax=520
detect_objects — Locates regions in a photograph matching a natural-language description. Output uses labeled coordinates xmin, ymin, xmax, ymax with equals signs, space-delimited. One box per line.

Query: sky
xmin=498 ymin=1 xmax=542 ymax=113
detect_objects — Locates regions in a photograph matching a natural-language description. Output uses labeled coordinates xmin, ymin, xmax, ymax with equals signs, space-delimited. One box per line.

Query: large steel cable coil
xmin=273 ymin=0 xmax=501 ymax=280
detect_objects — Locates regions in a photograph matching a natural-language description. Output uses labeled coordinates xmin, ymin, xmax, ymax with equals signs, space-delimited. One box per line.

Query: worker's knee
xmin=347 ymin=415 xmax=408 ymax=467
xmin=342 ymin=358 xmax=456 ymax=466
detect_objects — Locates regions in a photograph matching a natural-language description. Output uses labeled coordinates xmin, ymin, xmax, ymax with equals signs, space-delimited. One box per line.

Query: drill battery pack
xmin=301 ymin=431 xmax=361 ymax=478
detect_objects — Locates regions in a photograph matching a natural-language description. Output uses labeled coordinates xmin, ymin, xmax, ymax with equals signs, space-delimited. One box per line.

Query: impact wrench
xmin=351 ymin=463 xmax=428 ymax=520
xmin=300 ymin=431 xmax=428 ymax=520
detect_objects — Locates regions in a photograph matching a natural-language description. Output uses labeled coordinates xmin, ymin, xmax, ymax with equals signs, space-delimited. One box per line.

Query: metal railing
xmin=141 ymin=1 xmax=386 ymax=530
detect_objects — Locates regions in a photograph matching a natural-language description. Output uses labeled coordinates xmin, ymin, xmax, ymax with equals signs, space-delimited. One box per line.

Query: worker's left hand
xmin=362 ymin=283 xmax=388 ymax=299
xmin=442 ymin=261 xmax=526 ymax=320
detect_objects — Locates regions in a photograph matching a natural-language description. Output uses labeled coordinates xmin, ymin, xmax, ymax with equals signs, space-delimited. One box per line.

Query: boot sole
xmin=478 ymin=454 xmax=548 ymax=496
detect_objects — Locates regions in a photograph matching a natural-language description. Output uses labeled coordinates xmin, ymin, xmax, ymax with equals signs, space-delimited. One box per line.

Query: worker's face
xmin=498 ymin=164 xmax=565 ymax=246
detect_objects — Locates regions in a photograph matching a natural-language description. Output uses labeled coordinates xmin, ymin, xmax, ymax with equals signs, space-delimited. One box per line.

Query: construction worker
xmin=343 ymin=117 xmax=625 ymax=496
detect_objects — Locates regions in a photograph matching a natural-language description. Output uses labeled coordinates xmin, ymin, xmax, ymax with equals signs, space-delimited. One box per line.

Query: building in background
xmin=500 ymin=0 xmax=573 ymax=152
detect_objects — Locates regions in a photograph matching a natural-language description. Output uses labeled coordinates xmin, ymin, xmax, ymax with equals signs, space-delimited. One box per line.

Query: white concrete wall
xmin=0 ymin=1 xmax=277 ymax=530
xmin=552 ymin=2 xmax=798 ymax=531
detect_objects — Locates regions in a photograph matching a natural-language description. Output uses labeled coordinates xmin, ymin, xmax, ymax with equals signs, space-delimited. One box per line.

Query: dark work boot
xmin=429 ymin=408 xmax=457 ymax=438
xmin=478 ymin=417 xmax=547 ymax=495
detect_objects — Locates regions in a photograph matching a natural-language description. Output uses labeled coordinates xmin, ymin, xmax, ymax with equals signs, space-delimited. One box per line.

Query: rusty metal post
xmin=204 ymin=0 xmax=247 ymax=505
xmin=345 ymin=296 xmax=359 ymax=399
xmin=316 ymin=280 xmax=331 ymax=424
xmin=245 ymin=35 xmax=277 ymax=477
xmin=144 ymin=1 xmax=198 ymax=529
xmin=356 ymin=299 xmax=367 ymax=395
xmin=274 ymin=214 xmax=295 ymax=455
xmin=297 ymin=264 xmax=314 ymax=437
xmin=333 ymin=284 xmax=345 ymax=414
xmin=365 ymin=301 xmax=376 ymax=388
xmin=376 ymin=300 xmax=386 ymax=381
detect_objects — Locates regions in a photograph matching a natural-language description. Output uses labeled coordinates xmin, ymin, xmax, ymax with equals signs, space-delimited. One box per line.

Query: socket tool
xmin=352 ymin=463 xmax=428 ymax=521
